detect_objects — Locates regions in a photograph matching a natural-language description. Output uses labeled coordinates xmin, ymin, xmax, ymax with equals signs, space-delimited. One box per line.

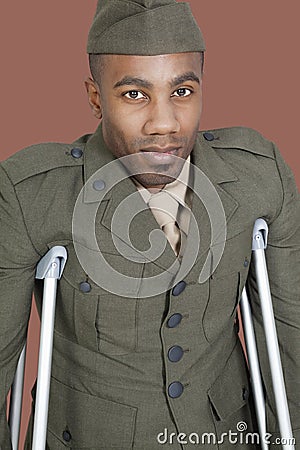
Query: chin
xmin=135 ymin=174 xmax=176 ymax=187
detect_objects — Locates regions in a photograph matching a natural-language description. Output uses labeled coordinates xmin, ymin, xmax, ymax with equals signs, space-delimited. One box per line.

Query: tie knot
xmin=148 ymin=190 xmax=179 ymax=228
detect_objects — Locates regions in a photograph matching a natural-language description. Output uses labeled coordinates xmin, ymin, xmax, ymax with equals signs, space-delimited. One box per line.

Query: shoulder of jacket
xmin=1 ymin=134 xmax=91 ymax=185
xmin=199 ymin=126 xmax=275 ymax=159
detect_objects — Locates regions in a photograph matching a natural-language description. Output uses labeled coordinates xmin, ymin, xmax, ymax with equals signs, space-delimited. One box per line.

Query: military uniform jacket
xmin=0 ymin=125 xmax=299 ymax=449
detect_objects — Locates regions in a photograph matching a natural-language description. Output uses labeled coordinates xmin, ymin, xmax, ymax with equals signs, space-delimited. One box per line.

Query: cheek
xmin=102 ymin=112 xmax=138 ymax=155
xmin=177 ymin=104 xmax=202 ymax=133
xmin=175 ymin=92 xmax=202 ymax=124
xmin=105 ymin=101 xmax=144 ymax=135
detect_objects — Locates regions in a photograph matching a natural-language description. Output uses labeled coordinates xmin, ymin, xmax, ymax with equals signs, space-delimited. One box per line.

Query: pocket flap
xmin=48 ymin=377 xmax=137 ymax=448
xmin=208 ymin=345 xmax=250 ymax=421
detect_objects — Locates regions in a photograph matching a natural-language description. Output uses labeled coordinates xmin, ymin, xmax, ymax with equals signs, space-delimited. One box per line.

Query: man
xmin=1 ymin=0 xmax=299 ymax=448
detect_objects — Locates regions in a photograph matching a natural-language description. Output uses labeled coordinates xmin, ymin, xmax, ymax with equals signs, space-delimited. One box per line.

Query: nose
xmin=143 ymin=98 xmax=180 ymax=135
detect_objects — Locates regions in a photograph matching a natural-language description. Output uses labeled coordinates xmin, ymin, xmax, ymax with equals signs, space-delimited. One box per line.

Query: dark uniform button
xmin=172 ymin=281 xmax=186 ymax=296
xmin=203 ymin=132 xmax=215 ymax=141
xmin=167 ymin=313 xmax=183 ymax=328
xmin=244 ymin=258 xmax=249 ymax=268
xmin=71 ymin=147 xmax=83 ymax=159
xmin=168 ymin=345 xmax=184 ymax=362
xmin=62 ymin=430 xmax=72 ymax=442
xmin=168 ymin=381 xmax=184 ymax=399
xmin=79 ymin=281 xmax=91 ymax=293
xmin=242 ymin=387 xmax=249 ymax=401
xmin=93 ymin=179 xmax=106 ymax=191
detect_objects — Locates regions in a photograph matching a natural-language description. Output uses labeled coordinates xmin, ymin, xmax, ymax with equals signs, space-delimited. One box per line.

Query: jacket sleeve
xmin=246 ymin=144 xmax=300 ymax=445
xmin=0 ymin=164 xmax=40 ymax=447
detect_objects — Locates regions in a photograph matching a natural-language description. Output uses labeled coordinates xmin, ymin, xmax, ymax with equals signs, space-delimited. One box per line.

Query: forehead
xmin=100 ymin=52 xmax=202 ymax=84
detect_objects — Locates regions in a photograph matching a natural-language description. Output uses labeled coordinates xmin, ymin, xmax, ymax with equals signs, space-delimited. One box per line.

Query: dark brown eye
xmin=173 ymin=88 xmax=192 ymax=97
xmin=124 ymin=90 xmax=144 ymax=99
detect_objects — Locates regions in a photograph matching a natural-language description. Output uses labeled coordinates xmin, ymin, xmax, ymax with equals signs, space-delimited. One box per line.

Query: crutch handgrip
xmin=36 ymin=246 xmax=67 ymax=280
xmin=252 ymin=218 xmax=268 ymax=250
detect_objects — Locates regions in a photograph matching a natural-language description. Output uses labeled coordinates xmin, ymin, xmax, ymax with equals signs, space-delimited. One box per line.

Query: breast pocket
xmin=95 ymin=292 xmax=138 ymax=355
xmin=202 ymin=228 xmax=252 ymax=343
xmin=52 ymin=243 xmax=138 ymax=356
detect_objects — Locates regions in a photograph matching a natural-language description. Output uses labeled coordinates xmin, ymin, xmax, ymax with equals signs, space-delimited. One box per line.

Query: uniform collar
xmin=193 ymin=133 xmax=239 ymax=185
xmin=82 ymin=122 xmax=239 ymax=195
xmin=80 ymin=123 xmax=240 ymax=277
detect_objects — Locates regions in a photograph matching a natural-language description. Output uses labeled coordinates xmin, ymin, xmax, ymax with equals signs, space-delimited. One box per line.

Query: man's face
xmin=86 ymin=52 xmax=203 ymax=190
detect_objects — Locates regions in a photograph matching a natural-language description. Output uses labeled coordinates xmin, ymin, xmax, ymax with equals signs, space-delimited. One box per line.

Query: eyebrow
xmin=113 ymin=71 xmax=200 ymax=90
xmin=114 ymin=77 xmax=153 ymax=89
xmin=170 ymin=72 xmax=200 ymax=87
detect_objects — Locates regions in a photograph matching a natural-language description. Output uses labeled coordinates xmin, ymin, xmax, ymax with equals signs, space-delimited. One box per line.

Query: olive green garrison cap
xmin=87 ymin=0 xmax=205 ymax=55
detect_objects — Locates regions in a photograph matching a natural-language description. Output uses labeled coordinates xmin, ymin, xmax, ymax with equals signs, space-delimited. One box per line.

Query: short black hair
xmin=89 ymin=54 xmax=107 ymax=86
xmin=89 ymin=51 xmax=205 ymax=86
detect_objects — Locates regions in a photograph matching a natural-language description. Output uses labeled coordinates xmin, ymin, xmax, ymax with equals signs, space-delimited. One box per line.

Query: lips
xmin=141 ymin=147 xmax=179 ymax=154
xmin=139 ymin=147 xmax=181 ymax=164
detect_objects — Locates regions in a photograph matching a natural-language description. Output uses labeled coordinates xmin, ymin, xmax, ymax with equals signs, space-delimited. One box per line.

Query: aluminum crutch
xmin=9 ymin=246 xmax=67 ymax=450
xmin=8 ymin=346 xmax=26 ymax=450
xmin=240 ymin=218 xmax=295 ymax=450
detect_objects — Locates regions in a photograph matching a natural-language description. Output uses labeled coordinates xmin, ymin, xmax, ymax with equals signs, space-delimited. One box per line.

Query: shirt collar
xmin=133 ymin=155 xmax=191 ymax=206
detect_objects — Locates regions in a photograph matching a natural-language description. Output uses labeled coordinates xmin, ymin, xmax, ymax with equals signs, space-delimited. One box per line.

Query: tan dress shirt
xmin=132 ymin=155 xmax=192 ymax=260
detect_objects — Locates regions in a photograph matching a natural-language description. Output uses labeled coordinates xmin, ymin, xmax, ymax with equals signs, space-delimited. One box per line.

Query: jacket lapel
xmin=175 ymin=134 xmax=240 ymax=284
xmin=81 ymin=124 xmax=178 ymax=273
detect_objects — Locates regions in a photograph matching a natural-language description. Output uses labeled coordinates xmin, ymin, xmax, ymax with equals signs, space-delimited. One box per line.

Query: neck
xmin=131 ymin=176 xmax=166 ymax=193
xmin=146 ymin=184 xmax=166 ymax=194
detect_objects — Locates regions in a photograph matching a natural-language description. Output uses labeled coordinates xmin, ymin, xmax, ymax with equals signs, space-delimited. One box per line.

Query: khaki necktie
xmin=147 ymin=191 xmax=181 ymax=256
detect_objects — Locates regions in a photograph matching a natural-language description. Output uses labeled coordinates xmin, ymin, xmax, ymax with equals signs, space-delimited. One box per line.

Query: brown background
xmin=0 ymin=0 xmax=299 ymax=447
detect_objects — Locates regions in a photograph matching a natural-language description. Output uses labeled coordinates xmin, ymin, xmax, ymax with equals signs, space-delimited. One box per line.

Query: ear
xmin=84 ymin=77 xmax=102 ymax=120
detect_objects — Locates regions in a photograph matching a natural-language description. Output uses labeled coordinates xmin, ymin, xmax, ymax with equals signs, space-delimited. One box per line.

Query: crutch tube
xmin=240 ymin=288 xmax=268 ymax=450
xmin=9 ymin=246 xmax=67 ymax=449
xmin=245 ymin=219 xmax=294 ymax=450
xmin=32 ymin=246 xmax=67 ymax=449
xmin=8 ymin=345 xmax=26 ymax=450
xmin=32 ymin=275 xmax=58 ymax=448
